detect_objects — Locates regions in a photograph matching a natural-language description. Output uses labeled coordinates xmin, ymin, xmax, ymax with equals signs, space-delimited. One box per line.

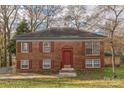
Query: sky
xmin=0 ymin=0 xmax=124 ymax=5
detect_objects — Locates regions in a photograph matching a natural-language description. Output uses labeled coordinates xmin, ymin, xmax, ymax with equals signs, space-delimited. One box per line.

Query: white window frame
xmin=21 ymin=42 xmax=29 ymax=53
xmin=85 ymin=59 xmax=101 ymax=68
xmin=43 ymin=59 xmax=51 ymax=69
xmin=21 ymin=60 xmax=29 ymax=69
xmin=85 ymin=41 xmax=100 ymax=56
xmin=43 ymin=41 xmax=51 ymax=53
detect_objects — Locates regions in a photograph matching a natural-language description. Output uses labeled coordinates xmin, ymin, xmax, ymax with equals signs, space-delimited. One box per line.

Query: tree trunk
xmin=7 ymin=29 xmax=12 ymax=67
xmin=3 ymin=24 xmax=7 ymax=67
xmin=46 ymin=17 xmax=49 ymax=29
xmin=111 ymin=42 xmax=116 ymax=79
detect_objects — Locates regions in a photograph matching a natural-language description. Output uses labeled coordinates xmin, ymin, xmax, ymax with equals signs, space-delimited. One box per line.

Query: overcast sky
xmin=0 ymin=0 xmax=123 ymax=5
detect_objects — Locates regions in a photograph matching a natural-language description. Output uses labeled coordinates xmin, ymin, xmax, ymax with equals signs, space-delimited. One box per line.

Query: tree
xmin=0 ymin=22 xmax=4 ymax=67
xmin=44 ymin=5 xmax=63 ymax=29
xmin=8 ymin=20 xmax=30 ymax=56
xmin=95 ymin=5 xmax=124 ymax=79
xmin=23 ymin=5 xmax=63 ymax=31
xmin=16 ymin=19 xmax=30 ymax=35
xmin=23 ymin=5 xmax=46 ymax=32
xmin=64 ymin=5 xmax=88 ymax=30
xmin=0 ymin=5 xmax=19 ymax=66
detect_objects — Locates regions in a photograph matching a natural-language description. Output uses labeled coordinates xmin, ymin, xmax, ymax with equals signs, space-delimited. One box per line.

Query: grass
xmin=104 ymin=64 xmax=124 ymax=79
xmin=0 ymin=78 xmax=124 ymax=88
xmin=0 ymin=64 xmax=124 ymax=88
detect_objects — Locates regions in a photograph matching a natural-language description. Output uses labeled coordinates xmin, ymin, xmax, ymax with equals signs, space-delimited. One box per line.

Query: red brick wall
xmin=16 ymin=41 xmax=104 ymax=72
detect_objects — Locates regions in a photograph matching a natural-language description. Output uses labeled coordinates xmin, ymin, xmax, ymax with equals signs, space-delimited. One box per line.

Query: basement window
xmin=43 ymin=59 xmax=51 ymax=69
xmin=85 ymin=59 xmax=100 ymax=68
xmin=21 ymin=60 xmax=29 ymax=69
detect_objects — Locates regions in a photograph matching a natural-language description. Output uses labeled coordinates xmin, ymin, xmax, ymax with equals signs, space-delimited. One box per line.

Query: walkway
xmin=0 ymin=73 xmax=58 ymax=80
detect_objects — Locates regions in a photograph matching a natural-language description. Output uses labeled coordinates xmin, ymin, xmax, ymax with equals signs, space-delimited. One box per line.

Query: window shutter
xmin=39 ymin=60 xmax=43 ymax=69
xmin=100 ymin=41 xmax=104 ymax=55
xmin=17 ymin=42 xmax=21 ymax=53
xmin=82 ymin=59 xmax=85 ymax=69
xmin=51 ymin=60 xmax=54 ymax=69
xmin=39 ymin=42 xmax=43 ymax=52
xmin=51 ymin=42 xmax=54 ymax=52
xmin=29 ymin=42 xmax=32 ymax=53
xmin=16 ymin=60 xmax=20 ymax=69
xmin=82 ymin=42 xmax=85 ymax=56
xmin=29 ymin=60 xmax=32 ymax=69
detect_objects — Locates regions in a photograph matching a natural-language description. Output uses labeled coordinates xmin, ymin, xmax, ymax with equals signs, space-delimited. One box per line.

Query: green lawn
xmin=0 ymin=65 xmax=124 ymax=88
xmin=0 ymin=78 xmax=124 ymax=88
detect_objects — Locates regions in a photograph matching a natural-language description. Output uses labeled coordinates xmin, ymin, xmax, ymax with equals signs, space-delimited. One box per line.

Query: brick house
xmin=16 ymin=27 xmax=104 ymax=73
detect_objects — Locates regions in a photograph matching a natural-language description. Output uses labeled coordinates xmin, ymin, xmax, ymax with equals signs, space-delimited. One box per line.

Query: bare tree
xmin=44 ymin=5 xmax=63 ymax=29
xmin=24 ymin=5 xmax=63 ymax=31
xmin=64 ymin=5 xmax=88 ymax=30
xmin=95 ymin=5 xmax=124 ymax=79
xmin=0 ymin=5 xmax=19 ymax=66
xmin=0 ymin=22 xmax=4 ymax=67
xmin=23 ymin=5 xmax=47 ymax=32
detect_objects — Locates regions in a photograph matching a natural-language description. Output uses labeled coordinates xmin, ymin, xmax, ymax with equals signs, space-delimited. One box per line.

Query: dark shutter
xmin=51 ymin=42 xmax=54 ymax=52
xmin=82 ymin=42 xmax=85 ymax=56
xmin=39 ymin=42 xmax=43 ymax=52
xmin=82 ymin=59 xmax=85 ymax=69
xmin=51 ymin=60 xmax=54 ymax=69
xmin=17 ymin=42 xmax=21 ymax=53
xmin=82 ymin=42 xmax=86 ymax=69
xmin=29 ymin=60 xmax=32 ymax=69
xmin=39 ymin=60 xmax=43 ymax=69
xmin=16 ymin=60 xmax=20 ymax=69
xmin=100 ymin=41 xmax=104 ymax=55
xmin=29 ymin=42 xmax=32 ymax=53
xmin=100 ymin=41 xmax=104 ymax=67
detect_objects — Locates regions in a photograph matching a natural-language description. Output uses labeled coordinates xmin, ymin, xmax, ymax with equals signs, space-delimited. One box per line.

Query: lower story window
xmin=85 ymin=59 xmax=100 ymax=68
xmin=21 ymin=60 xmax=29 ymax=69
xmin=43 ymin=59 xmax=51 ymax=69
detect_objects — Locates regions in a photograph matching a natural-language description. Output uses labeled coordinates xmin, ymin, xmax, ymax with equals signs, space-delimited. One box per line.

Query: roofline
xmin=16 ymin=37 xmax=104 ymax=40
xmin=16 ymin=39 xmax=104 ymax=42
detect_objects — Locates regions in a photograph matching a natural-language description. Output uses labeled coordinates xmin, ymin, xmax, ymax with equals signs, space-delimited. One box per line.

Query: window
xmin=21 ymin=60 xmax=29 ymax=69
xmin=21 ymin=42 xmax=29 ymax=53
xmin=43 ymin=59 xmax=51 ymax=69
xmin=43 ymin=41 xmax=51 ymax=53
xmin=85 ymin=59 xmax=100 ymax=68
xmin=85 ymin=41 xmax=100 ymax=55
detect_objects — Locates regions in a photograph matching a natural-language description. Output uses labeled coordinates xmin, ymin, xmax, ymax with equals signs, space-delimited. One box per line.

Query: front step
xmin=59 ymin=72 xmax=77 ymax=77
xmin=61 ymin=68 xmax=75 ymax=71
xmin=64 ymin=65 xmax=71 ymax=68
xmin=59 ymin=67 xmax=77 ymax=77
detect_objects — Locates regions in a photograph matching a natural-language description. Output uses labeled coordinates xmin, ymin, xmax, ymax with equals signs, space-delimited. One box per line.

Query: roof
xmin=104 ymin=52 xmax=120 ymax=56
xmin=16 ymin=27 xmax=105 ymax=40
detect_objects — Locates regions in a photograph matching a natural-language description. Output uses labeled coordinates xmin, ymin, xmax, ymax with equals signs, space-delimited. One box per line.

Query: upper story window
xmin=21 ymin=60 xmax=29 ymax=69
xmin=85 ymin=41 xmax=100 ymax=55
xmin=21 ymin=42 xmax=29 ymax=53
xmin=43 ymin=41 xmax=51 ymax=53
xmin=85 ymin=59 xmax=100 ymax=68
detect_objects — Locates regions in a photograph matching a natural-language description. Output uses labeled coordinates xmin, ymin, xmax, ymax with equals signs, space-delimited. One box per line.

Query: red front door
xmin=62 ymin=50 xmax=73 ymax=67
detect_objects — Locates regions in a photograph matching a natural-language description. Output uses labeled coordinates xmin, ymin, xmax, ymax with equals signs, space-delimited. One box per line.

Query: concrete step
xmin=60 ymin=70 xmax=75 ymax=73
xmin=59 ymin=67 xmax=77 ymax=77
xmin=59 ymin=72 xmax=77 ymax=77
xmin=64 ymin=65 xmax=71 ymax=68
xmin=61 ymin=68 xmax=74 ymax=71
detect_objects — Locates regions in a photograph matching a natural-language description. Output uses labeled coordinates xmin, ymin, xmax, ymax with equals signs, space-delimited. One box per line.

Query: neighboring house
xmin=104 ymin=52 xmax=120 ymax=67
xmin=16 ymin=27 xmax=104 ymax=73
xmin=103 ymin=36 xmax=122 ymax=66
